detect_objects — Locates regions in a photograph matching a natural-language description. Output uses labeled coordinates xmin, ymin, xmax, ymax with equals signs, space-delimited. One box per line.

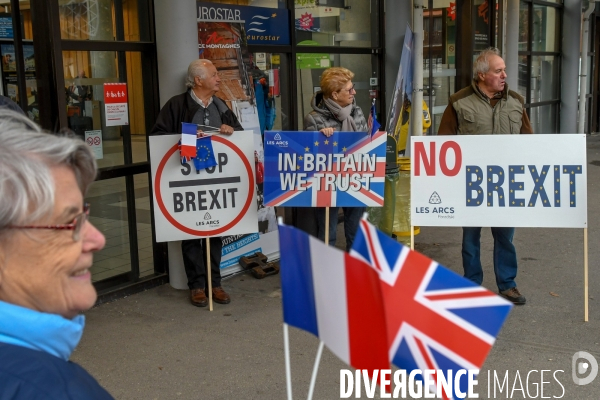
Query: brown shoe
xmin=212 ymin=287 xmax=231 ymax=304
xmin=190 ymin=288 xmax=208 ymax=307
xmin=499 ymin=287 xmax=526 ymax=305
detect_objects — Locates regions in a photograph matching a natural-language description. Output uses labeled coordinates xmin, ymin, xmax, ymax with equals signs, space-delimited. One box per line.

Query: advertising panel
xmin=197 ymin=2 xmax=290 ymax=45
xmin=196 ymin=19 xmax=280 ymax=268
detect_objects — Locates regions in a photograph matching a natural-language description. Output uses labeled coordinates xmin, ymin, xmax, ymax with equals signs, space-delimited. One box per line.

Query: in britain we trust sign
xmin=149 ymin=132 xmax=258 ymax=242
xmin=411 ymin=134 xmax=587 ymax=228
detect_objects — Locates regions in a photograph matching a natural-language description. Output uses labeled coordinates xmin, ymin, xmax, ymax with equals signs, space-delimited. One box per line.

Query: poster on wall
xmin=196 ymin=2 xmax=289 ymax=45
xmin=0 ymin=14 xmax=13 ymax=39
xmin=197 ymin=18 xmax=279 ymax=271
xmin=0 ymin=44 xmax=38 ymax=122
xmin=103 ymin=82 xmax=129 ymax=126
xmin=473 ymin=0 xmax=490 ymax=51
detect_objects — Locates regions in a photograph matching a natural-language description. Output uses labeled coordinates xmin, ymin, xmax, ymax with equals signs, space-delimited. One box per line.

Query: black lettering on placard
xmin=186 ymin=192 xmax=196 ymax=211
xmin=205 ymin=153 xmax=228 ymax=174
xmin=173 ymin=193 xmax=184 ymax=212
xmin=171 ymin=189 xmax=239 ymax=212
xmin=181 ymin=163 xmax=191 ymax=176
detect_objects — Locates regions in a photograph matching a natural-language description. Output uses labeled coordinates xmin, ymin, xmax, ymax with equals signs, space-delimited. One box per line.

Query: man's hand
xmin=219 ymin=124 xmax=234 ymax=135
xmin=196 ymin=130 xmax=205 ymax=138
xmin=320 ymin=127 xmax=334 ymax=137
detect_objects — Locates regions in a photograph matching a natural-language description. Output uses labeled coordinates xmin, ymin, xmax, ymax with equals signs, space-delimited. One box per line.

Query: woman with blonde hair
xmin=294 ymin=67 xmax=368 ymax=250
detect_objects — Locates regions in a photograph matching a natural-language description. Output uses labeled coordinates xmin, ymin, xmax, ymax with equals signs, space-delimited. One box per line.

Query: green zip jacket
xmin=438 ymin=81 xmax=533 ymax=135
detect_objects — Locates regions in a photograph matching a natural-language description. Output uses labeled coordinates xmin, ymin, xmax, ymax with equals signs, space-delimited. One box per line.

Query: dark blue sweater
xmin=0 ymin=342 xmax=113 ymax=399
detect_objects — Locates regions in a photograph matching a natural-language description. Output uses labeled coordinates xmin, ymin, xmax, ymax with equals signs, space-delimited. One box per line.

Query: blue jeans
xmin=316 ymin=207 xmax=365 ymax=251
xmin=461 ymin=227 xmax=518 ymax=292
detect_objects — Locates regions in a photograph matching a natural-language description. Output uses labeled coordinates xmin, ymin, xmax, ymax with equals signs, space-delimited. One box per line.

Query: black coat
xmin=150 ymin=91 xmax=243 ymax=135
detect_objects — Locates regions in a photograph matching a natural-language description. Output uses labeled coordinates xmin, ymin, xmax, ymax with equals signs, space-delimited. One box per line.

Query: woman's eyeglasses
xmin=9 ymin=203 xmax=91 ymax=242
xmin=341 ymin=84 xmax=356 ymax=94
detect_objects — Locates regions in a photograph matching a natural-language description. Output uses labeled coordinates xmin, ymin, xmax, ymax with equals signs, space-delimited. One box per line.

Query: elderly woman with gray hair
xmin=0 ymin=111 xmax=112 ymax=398
xmin=293 ymin=67 xmax=368 ymax=251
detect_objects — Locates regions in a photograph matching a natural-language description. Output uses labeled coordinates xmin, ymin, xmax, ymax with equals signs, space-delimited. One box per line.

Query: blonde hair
xmin=320 ymin=67 xmax=354 ymax=98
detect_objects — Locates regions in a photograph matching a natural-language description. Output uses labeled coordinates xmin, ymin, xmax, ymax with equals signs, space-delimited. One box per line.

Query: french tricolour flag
xmin=180 ymin=122 xmax=197 ymax=158
xmin=279 ymin=223 xmax=390 ymax=374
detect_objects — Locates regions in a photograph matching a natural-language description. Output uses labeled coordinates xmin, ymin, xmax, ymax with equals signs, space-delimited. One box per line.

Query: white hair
xmin=0 ymin=110 xmax=97 ymax=233
xmin=473 ymin=47 xmax=501 ymax=81
xmin=185 ymin=59 xmax=215 ymax=88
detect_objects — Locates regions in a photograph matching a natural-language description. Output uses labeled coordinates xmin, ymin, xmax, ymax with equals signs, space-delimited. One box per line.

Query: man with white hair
xmin=438 ymin=47 xmax=532 ymax=305
xmin=151 ymin=59 xmax=243 ymax=307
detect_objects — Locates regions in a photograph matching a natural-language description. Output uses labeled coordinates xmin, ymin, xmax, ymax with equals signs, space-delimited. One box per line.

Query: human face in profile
xmin=197 ymin=64 xmax=221 ymax=95
xmin=333 ymin=81 xmax=356 ymax=108
xmin=0 ymin=165 xmax=106 ymax=319
xmin=479 ymin=55 xmax=507 ymax=96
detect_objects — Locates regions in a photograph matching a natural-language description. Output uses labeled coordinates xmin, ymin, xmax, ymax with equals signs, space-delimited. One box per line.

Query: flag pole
xmin=410 ymin=225 xmax=414 ymax=250
xmin=283 ymin=323 xmax=293 ymax=400
xmin=325 ymin=207 xmax=330 ymax=245
xmin=584 ymin=227 xmax=589 ymax=322
xmin=207 ymin=238 xmax=213 ymax=311
xmin=307 ymin=341 xmax=325 ymax=400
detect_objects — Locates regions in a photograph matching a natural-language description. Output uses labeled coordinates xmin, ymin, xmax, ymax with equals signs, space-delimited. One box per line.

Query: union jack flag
xmin=263 ymin=130 xmax=386 ymax=207
xmin=350 ymin=219 xmax=513 ymax=399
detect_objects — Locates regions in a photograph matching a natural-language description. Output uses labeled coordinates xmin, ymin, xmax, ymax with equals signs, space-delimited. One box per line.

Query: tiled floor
xmin=87 ymin=137 xmax=156 ymax=282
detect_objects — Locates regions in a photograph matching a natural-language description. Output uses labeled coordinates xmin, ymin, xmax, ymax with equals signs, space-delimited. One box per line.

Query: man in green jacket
xmin=438 ymin=47 xmax=532 ymax=305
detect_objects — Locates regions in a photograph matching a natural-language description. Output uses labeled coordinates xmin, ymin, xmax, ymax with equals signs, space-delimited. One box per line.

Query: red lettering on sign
xmin=414 ymin=142 xmax=436 ymax=176
xmin=439 ymin=141 xmax=462 ymax=176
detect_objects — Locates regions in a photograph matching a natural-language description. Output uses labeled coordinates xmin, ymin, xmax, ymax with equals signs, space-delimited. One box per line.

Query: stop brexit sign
xmin=149 ymin=132 xmax=258 ymax=242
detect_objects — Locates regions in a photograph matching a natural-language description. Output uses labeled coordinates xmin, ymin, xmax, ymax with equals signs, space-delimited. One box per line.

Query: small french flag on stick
xmin=180 ymin=122 xmax=197 ymax=158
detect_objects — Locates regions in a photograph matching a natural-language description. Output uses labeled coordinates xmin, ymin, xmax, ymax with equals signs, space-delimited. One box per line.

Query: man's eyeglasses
xmin=204 ymin=108 xmax=210 ymax=126
xmin=341 ymin=84 xmax=356 ymax=94
xmin=9 ymin=203 xmax=91 ymax=242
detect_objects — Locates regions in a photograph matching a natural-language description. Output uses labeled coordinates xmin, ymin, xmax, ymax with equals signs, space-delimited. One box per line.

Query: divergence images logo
xmin=573 ymin=351 xmax=598 ymax=385
xmin=429 ymin=191 xmax=442 ymax=204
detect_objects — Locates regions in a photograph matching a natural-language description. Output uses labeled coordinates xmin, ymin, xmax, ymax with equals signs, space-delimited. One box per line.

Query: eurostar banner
xmin=411 ymin=135 xmax=587 ymax=228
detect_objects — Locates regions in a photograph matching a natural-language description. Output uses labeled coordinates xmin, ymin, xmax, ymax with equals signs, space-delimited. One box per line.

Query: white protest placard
xmin=149 ymin=132 xmax=258 ymax=242
xmin=411 ymin=134 xmax=587 ymax=228
xmin=84 ymin=130 xmax=103 ymax=159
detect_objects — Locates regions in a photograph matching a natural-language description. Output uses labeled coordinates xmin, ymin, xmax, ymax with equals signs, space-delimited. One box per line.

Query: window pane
xmin=528 ymin=104 xmax=558 ymax=133
xmin=249 ymin=52 xmax=291 ymax=132
xmin=87 ymin=177 xmax=131 ymax=282
xmin=295 ymin=1 xmax=374 ymax=47
xmin=296 ymin=54 xmax=374 ymax=128
xmin=519 ymin=1 xmax=528 ymax=51
xmin=532 ymin=5 xmax=560 ymax=52
xmin=58 ymin=0 xmax=151 ymax=41
xmin=423 ymin=1 xmax=456 ymax=135
xmin=517 ymin=55 xmax=528 ymax=99
xmin=531 ymin=55 xmax=558 ymax=103
xmin=63 ymin=50 xmax=148 ymax=167
xmin=134 ymin=173 xmax=154 ymax=278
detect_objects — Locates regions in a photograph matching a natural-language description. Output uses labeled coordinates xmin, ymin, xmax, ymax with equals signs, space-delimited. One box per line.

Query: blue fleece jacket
xmin=0 ymin=301 xmax=113 ymax=399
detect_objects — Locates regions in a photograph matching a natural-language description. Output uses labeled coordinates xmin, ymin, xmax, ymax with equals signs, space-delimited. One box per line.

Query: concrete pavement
xmin=71 ymin=136 xmax=600 ymax=399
